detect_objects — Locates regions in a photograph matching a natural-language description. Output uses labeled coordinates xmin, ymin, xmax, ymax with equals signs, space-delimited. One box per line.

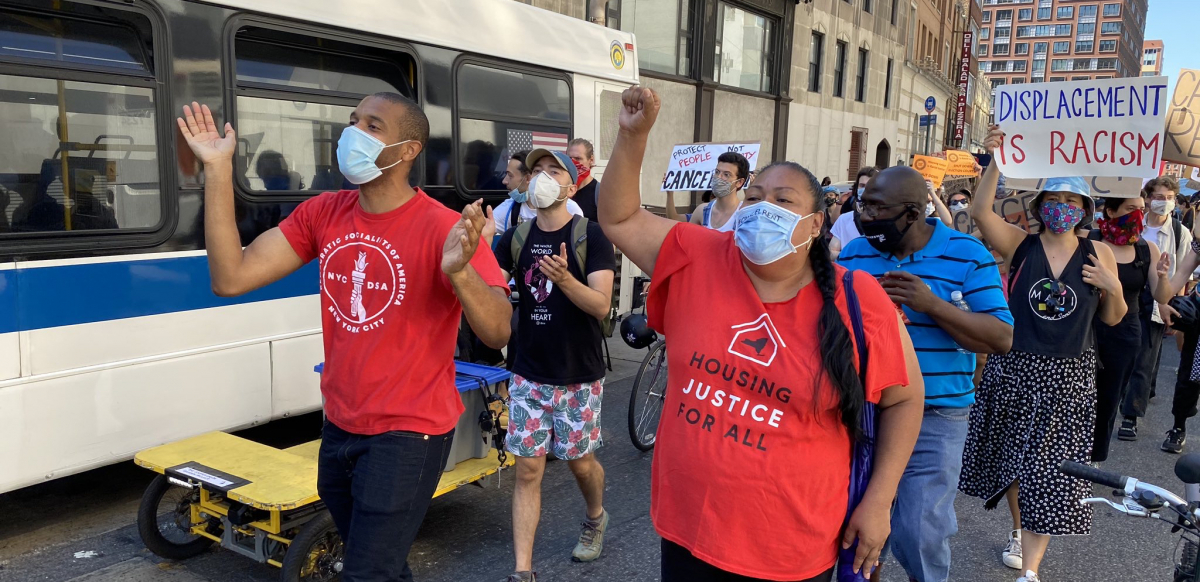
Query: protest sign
xmin=1164 ymin=69 xmax=1200 ymax=167
xmin=912 ymin=155 xmax=948 ymax=187
xmin=660 ymin=142 xmax=761 ymax=191
xmin=945 ymin=150 xmax=979 ymax=176
xmin=1005 ymin=176 xmax=1143 ymax=198
xmin=993 ymin=76 xmax=1169 ymax=179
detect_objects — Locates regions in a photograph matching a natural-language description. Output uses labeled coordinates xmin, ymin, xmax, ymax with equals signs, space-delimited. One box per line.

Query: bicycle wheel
xmin=628 ymin=340 xmax=668 ymax=451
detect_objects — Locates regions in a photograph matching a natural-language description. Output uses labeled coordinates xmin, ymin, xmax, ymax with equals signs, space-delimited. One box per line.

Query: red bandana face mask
xmin=572 ymin=159 xmax=591 ymax=188
xmin=1097 ymin=208 xmax=1145 ymax=246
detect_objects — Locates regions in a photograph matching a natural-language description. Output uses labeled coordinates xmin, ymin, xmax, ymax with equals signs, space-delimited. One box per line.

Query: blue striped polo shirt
xmin=839 ymin=219 xmax=1013 ymax=408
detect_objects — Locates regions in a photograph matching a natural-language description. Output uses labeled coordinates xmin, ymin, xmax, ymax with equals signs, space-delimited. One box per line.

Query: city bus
xmin=0 ymin=0 xmax=639 ymax=494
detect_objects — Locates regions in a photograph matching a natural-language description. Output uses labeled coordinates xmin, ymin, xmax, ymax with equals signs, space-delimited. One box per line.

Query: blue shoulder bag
xmin=838 ymin=269 xmax=878 ymax=582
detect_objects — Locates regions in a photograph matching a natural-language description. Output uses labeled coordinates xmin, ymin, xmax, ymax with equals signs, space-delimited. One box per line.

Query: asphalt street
xmin=0 ymin=340 xmax=1194 ymax=582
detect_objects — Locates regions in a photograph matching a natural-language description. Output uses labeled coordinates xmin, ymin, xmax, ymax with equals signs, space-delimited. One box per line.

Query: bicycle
xmin=622 ymin=276 xmax=666 ymax=452
xmin=1060 ymin=456 xmax=1200 ymax=581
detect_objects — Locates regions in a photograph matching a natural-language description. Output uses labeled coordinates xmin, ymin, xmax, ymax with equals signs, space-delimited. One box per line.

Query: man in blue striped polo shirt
xmin=840 ymin=166 xmax=1013 ymax=582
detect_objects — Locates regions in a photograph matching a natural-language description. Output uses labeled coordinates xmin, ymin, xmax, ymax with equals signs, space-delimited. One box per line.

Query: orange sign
xmin=912 ymin=155 xmax=948 ymax=188
xmin=945 ymin=150 xmax=979 ymax=176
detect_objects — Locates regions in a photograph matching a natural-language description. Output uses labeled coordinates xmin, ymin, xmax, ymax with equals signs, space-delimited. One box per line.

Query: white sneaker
xmin=1017 ymin=570 xmax=1041 ymax=582
xmin=1002 ymin=529 xmax=1023 ymax=569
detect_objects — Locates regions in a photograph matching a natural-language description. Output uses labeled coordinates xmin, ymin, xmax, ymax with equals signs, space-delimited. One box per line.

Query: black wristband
xmin=1192 ymin=240 xmax=1200 ymax=256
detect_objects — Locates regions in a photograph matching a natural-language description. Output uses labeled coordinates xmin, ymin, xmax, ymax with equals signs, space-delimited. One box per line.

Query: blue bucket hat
xmin=1030 ymin=176 xmax=1095 ymax=227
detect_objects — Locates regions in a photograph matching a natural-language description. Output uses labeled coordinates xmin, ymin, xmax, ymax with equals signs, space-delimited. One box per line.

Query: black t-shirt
xmin=574 ymin=179 xmax=600 ymax=222
xmin=496 ymin=217 xmax=617 ymax=384
xmin=1008 ymin=234 xmax=1102 ymax=358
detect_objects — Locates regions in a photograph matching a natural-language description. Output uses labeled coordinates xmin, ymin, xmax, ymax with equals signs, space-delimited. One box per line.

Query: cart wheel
xmin=281 ymin=511 xmax=343 ymax=582
xmin=137 ymin=474 xmax=214 ymax=560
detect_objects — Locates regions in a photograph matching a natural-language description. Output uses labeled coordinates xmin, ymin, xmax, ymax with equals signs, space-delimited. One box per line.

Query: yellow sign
xmin=912 ymin=155 xmax=948 ymax=188
xmin=610 ymin=41 xmax=626 ymax=70
xmin=945 ymin=150 xmax=979 ymax=176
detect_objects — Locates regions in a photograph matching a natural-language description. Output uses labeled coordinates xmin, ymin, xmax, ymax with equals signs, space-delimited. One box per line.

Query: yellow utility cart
xmin=134 ymin=362 xmax=512 ymax=582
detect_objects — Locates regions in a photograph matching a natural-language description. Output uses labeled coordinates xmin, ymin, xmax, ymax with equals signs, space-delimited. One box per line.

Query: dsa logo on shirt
xmin=727 ymin=314 xmax=786 ymax=367
xmin=319 ymin=233 xmax=408 ymax=333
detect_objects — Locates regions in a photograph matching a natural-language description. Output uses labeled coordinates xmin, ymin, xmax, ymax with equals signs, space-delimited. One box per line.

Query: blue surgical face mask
xmin=732 ymin=202 xmax=815 ymax=266
xmin=509 ymin=188 xmax=528 ymax=204
xmin=336 ymin=126 xmax=411 ymax=185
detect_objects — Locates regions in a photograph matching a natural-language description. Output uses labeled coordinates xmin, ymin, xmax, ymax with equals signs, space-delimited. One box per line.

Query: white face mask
xmin=528 ymin=173 xmax=569 ymax=209
xmin=1151 ymin=199 xmax=1176 ymax=217
xmin=950 ymin=200 xmax=969 ymax=212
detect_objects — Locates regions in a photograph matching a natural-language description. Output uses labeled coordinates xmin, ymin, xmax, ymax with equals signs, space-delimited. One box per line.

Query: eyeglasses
xmin=856 ymin=201 xmax=914 ymax=219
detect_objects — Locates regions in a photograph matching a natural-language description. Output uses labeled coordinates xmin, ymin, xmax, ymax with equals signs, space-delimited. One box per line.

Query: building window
xmin=834 ymin=40 xmax=847 ymax=98
xmin=1015 ymin=43 xmax=1029 ymax=55
xmin=808 ymin=32 xmax=823 ymax=92
xmin=713 ymin=3 xmax=776 ymax=93
xmin=1145 ymin=52 xmax=1158 ymax=65
xmin=1037 ymin=7 xmax=1052 ymax=19
xmin=864 ymin=0 xmax=872 ymax=13
xmin=1079 ymin=5 xmax=1097 ymax=18
xmin=1099 ymin=39 xmax=1116 ymax=52
xmin=995 ymin=27 xmax=1011 ymax=39
xmin=983 ymin=10 xmax=991 ymax=23
xmin=1056 ymin=24 xmax=1072 ymax=36
xmin=991 ymin=78 xmax=1006 ymax=89
xmin=1057 ymin=6 xmax=1073 ymax=19
xmin=981 ymin=28 xmax=990 ymax=40
xmin=1103 ymin=3 xmax=1120 ymax=16
xmin=1034 ymin=42 xmax=1048 ymax=54
xmin=884 ymin=57 xmax=893 ymax=108
xmin=1054 ymin=41 xmax=1070 ymax=54
xmin=855 ymin=48 xmax=868 ymax=102
xmin=618 ymin=0 xmax=692 ymax=76
xmin=1013 ymin=61 xmax=1027 ymax=72
xmin=993 ymin=44 xmax=1010 ymax=56
xmin=1011 ymin=78 xmax=1026 ymax=84
xmin=1078 ymin=23 xmax=1095 ymax=34
xmin=1019 ymin=8 xmax=1032 ymax=20
xmin=1075 ymin=40 xmax=1093 ymax=52
xmin=1050 ymin=76 xmax=1066 ymax=82
xmin=1033 ymin=59 xmax=1046 ymax=72
xmin=1101 ymin=22 xmax=1120 ymax=34
xmin=978 ymin=44 xmax=989 ymax=57
xmin=997 ymin=9 xmax=1013 ymax=21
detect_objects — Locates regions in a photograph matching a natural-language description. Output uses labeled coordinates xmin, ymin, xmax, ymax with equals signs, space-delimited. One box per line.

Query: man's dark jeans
xmin=317 ymin=421 xmax=454 ymax=582
xmin=1123 ymin=318 xmax=1165 ymax=419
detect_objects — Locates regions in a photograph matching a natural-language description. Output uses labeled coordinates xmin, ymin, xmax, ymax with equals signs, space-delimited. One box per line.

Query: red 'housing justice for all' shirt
xmin=646 ymin=224 xmax=909 ymax=581
xmin=279 ymin=189 xmax=507 ymax=436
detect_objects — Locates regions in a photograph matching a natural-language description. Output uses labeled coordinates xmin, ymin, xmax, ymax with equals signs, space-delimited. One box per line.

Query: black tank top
xmin=1087 ymin=232 xmax=1149 ymax=327
xmin=1007 ymin=234 xmax=1102 ymax=358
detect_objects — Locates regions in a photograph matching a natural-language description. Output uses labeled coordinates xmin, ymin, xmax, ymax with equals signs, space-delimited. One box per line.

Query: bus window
xmin=0 ymin=4 xmax=161 ymax=237
xmin=0 ymin=9 xmax=153 ymax=74
xmin=232 ymin=27 xmax=417 ymax=195
xmin=455 ymin=63 xmax=571 ymax=195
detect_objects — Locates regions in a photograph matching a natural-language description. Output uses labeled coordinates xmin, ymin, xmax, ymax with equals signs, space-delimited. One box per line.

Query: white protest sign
xmin=993 ymin=76 xmax=1169 ymax=179
xmin=661 ymin=142 xmax=761 ymax=192
xmin=1004 ymin=176 xmax=1145 ymax=199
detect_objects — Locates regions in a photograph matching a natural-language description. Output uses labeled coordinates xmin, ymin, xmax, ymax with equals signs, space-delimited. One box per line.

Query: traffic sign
xmin=925 ymin=96 xmax=937 ymax=113
xmin=919 ymin=115 xmax=937 ymax=127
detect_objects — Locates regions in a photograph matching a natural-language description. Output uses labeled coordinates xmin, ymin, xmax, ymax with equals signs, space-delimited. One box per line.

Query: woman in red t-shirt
xmin=598 ymin=88 xmax=925 ymax=581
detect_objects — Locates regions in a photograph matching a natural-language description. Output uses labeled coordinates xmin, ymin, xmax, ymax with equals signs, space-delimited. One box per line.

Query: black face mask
xmin=857 ymin=207 xmax=916 ymax=253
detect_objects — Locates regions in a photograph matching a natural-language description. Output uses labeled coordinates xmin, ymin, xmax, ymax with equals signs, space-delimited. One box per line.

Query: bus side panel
xmin=269 ymin=334 xmax=324 ymax=420
xmin=0 ymin=264 xmax=15 ymax=381
xmin=0 ymin=343 xmax=272 ymax=494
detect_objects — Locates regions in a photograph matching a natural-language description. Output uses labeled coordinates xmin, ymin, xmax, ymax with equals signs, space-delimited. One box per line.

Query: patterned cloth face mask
xmin=1039 ymin=201 xmax=1086 ymax=234
xmin=1097 ymin=208 xmax=1145 ymax=246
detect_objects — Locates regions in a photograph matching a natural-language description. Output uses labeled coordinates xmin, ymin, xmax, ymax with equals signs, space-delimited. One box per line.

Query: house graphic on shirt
xmin=727 ymin=314 xmax=787 ymax=367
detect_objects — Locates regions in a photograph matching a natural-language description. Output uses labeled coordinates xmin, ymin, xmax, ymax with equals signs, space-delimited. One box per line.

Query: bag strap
xmin=842 ymin=270 xmax=869 ymax=388
xmin=510 ymin=219 xmax=535 ymax=267
xmin=509 ymin=199 xmax=521 ymax=228
xmin=1007 ymin=234 xmax=1038 ymax=297
xmin=1134 ymin=238 xmax=1150 ymax=271
xmin=702 ymin=202 xmax=713 ymax=227
xmin=571 ymin=215 xmax=589 ymax=278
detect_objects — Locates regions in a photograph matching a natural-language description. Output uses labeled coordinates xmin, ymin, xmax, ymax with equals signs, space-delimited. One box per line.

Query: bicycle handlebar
xmin=1060 ymin=461 xmax=1130 ymax=490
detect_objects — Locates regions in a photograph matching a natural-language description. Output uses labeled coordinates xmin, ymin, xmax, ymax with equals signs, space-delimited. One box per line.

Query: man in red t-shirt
xmin=177 ymin=94 xmax=511 ymax=582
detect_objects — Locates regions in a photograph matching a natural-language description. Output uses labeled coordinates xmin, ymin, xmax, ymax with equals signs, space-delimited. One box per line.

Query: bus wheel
xmin=281 ymin=511 xmax=343 ymax=582
xmin=137 ymin=475 xmax=214 ymax=560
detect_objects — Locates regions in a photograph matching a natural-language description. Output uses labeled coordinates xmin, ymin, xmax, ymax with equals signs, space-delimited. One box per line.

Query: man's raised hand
xmin=177 ymin=102 xmax=236 ymax=166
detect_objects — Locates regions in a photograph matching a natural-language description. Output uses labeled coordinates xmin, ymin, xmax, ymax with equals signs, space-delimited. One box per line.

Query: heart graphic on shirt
xmin=525 ymin=267 xmax=554 ymax=303
xmin=728 ymin=314 xmax=787 ymax=367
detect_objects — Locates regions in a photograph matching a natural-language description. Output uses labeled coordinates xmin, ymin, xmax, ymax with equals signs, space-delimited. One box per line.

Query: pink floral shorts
xmin=505 ymin=374 xmax=604 ymax=460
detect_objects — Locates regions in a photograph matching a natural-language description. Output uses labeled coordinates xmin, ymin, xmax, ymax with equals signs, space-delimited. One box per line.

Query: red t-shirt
xmin=279 ymin=189 xmax=507 ymax=436
xmin=646 ymin=224 xmax=909 ymax=581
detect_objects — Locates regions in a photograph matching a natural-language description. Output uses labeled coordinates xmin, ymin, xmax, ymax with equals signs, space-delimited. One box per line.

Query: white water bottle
xmin=950 ymin=291 xmax=971 ymax=354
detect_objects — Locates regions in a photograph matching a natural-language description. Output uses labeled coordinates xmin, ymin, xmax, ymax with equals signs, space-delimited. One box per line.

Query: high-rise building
xmin=977 ymin=0 xmax=1148 ymax=90
xmin=1142 ymin=39 xmax=1163 ymax=77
